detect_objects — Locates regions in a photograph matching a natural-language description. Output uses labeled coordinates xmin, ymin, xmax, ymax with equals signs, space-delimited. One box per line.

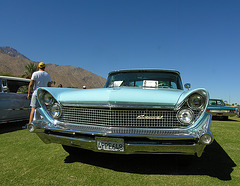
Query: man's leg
xmin=29 ymin=94 xmax=38 ymax=123
xmin=29 ymin=107 xmax=35 ymax=123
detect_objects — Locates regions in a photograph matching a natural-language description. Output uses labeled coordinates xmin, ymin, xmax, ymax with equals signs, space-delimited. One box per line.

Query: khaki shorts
xmin=30 ymin=94 xmax=40 ymax=108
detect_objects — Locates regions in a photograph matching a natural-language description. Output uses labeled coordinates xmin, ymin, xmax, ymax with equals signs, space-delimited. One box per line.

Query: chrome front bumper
xmin=27 ymin=109 xmax=213 ymax=157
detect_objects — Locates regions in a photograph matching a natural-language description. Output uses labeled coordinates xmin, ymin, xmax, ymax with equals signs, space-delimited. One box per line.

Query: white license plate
xmin=96 ymin=137 xmax=124 ymax=152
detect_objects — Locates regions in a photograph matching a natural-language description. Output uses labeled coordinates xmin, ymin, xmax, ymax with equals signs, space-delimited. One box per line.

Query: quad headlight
xmin=176 ymin=90 xmax=208 ymax=125
xmin=177 ymin=109 xmax=194 ymax=124
xmin=188 ymin=93 xmax=205 ymax=109
xmin=43 ymin=92 xmax=54 ymax=105
xmin=50 ymin=103 xmax=62 ymax=118
xmin=38 ymin=90 xmax=62 ymax=119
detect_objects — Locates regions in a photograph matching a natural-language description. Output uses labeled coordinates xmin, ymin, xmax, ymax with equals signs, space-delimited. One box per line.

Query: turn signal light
xmin=200 ymin=134 xmax=213 ymax=145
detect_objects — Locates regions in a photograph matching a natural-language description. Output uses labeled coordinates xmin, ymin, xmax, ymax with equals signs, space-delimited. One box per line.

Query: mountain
xmin=0 ymin=46 xmax=29 ymax=60
xmin=0 ymin=47 xmax=106 ymax=88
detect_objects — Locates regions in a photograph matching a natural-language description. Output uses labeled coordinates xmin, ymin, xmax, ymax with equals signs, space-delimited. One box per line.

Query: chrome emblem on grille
xmin=136 ymin=115 xmax=163 ymax=119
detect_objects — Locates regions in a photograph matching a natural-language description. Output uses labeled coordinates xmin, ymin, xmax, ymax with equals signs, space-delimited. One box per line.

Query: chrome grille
xmin=58 ymin=107 xmax=190 ymax=128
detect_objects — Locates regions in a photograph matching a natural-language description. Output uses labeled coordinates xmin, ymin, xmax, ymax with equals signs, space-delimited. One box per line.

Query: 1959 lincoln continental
xmin=27 ymin=69 xmax=213 ymax=157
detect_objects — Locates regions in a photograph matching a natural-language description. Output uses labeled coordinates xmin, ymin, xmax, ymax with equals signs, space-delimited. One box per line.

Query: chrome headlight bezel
xmin=176 ymin=90 xmax=209 ymax=125
xmin=38 ymin=89 xmax=62 ymax=119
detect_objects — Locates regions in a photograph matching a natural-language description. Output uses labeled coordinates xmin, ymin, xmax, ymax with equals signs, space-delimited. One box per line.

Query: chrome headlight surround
xmin=176 ymin=90 xmax=208 ymax=125
xmin=38 ymin=89 xmax=62 ymax=119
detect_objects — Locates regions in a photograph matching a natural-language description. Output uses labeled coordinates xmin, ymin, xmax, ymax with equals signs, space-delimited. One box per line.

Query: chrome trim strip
xmin=61 ymin=102 xmax=175 ymax=109
xmin=27 ymin=119 xmax=198 ymax=138
xmin=2 ymin=107 xmax=30 ymax=111
xmin=49 ymin=127 xmax=197 ymax=139
xmin=37 ymin=121 xmax=197 ymax=138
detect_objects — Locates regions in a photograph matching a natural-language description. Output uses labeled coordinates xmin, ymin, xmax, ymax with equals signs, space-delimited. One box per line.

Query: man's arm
xmin=27 ymin=80 xmax=35 ymax=99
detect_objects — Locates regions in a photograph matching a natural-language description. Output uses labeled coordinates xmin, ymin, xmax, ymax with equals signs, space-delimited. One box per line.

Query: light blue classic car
xmin=27 ymin=69 xmax=213 ymax=157
xmin=207 ymin=99 xmax=238 ymax=120
xmin=0 ymin=76 xmax=31 ymax=123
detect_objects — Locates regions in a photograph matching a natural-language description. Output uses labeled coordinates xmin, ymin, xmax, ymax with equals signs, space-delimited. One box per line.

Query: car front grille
xmin=58 ymin=106 xmax=190 ymax=128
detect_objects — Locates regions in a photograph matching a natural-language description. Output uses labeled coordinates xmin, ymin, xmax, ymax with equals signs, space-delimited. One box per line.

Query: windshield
xmin=209 ymin=100 xmax=225 ymax=106
xmin=105 ymin=71 xmax=183 ymax=90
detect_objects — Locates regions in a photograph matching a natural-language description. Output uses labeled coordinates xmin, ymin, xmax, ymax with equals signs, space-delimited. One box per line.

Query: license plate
xmin=96 ymin=137 xmax=124 ymax=152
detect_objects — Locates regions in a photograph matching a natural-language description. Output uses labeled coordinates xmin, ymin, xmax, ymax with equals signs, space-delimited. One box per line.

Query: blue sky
xmin=1 ymin=0 xmax=240 ymax=104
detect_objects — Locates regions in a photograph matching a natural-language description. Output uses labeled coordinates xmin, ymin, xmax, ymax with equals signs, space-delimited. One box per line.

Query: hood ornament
xmin=137 ymin=115 xmax=163 ymax=120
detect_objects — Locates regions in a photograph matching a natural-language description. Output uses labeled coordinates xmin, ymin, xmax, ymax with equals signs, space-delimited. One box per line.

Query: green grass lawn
xmin=0 ymin=118 xmax=240 ymax=185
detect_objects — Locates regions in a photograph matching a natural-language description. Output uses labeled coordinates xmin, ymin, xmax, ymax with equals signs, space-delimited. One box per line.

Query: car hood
xmin=44 ymin=87 xmax=186 ymax=108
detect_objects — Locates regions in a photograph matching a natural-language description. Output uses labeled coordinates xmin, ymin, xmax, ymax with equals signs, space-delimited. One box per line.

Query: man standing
xmin=27 ymin=62 xmax=51 ymax=123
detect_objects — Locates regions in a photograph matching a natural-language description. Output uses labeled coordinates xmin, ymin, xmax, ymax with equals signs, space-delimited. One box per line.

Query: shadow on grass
xmin=64 ymin=140 xmax=236 ymax=181
xmin=0 ymin=120 xmax=27 ymax=134
xmin=212 ymin=116 xmax=239 ymax=122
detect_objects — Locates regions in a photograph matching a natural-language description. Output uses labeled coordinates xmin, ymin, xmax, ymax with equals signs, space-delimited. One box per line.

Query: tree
xmin=22 ymin=62 xmax=37 ymax=79
xmin=51 ymin=81 xmax=56 ymax=86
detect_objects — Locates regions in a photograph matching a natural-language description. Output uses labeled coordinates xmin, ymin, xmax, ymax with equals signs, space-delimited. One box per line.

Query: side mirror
xmin=184 ymin=83 xmax=191 ymax=90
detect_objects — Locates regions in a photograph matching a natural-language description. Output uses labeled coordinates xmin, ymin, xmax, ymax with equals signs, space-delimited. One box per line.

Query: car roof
xmin=108 ymin=69 xmax=181 ymax=76
xmin=0 ymin=76 xmax=31 ymax=82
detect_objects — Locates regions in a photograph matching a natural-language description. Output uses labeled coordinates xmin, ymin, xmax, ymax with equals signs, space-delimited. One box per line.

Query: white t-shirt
xmin=31 ymin=71 xmax=51 ymax=95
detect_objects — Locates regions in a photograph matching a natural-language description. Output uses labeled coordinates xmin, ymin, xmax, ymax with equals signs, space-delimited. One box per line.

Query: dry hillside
xmin=0 ymin=48 xmax=106 ymax=88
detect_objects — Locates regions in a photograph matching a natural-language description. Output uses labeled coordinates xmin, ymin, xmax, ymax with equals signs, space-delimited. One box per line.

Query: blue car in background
xmin=0 ymin=76 xmax=30 ymax=124
xmin=27 ymin=69 xmax=213 ymax=157
xmin=207 ymin=99 xmax=238 ymax=120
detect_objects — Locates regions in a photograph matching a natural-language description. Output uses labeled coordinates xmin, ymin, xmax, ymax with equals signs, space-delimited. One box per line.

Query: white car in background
xmin=0 ymin=76 xmax=31 ymax=123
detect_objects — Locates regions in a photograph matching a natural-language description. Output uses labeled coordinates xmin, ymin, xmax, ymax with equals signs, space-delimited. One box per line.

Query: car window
xmin=217 ymin=100 xmax=225 ymax=106
xmin=209 ymin=100 xmax=216 ymax=105
xmin=209 ymin=100 xmax=225 ymax=106
xmin=6 ymin=80 xmax=29 ymax=93
xmin=17 ymin=85 xmax=28 ymax=93
xmin=105 ymin=72 xmax=183 ymax=89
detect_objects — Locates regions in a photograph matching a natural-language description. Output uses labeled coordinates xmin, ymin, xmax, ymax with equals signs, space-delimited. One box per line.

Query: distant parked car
xmin=0 ymin=76 xmax=31 ymax=123
xmin=207 ymin=99 xmax=238 ymax=120
xmin=27 ymin=69 xmax=213 ymax=157
xmin=238 ymin=106 xmax=240 ymax=118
